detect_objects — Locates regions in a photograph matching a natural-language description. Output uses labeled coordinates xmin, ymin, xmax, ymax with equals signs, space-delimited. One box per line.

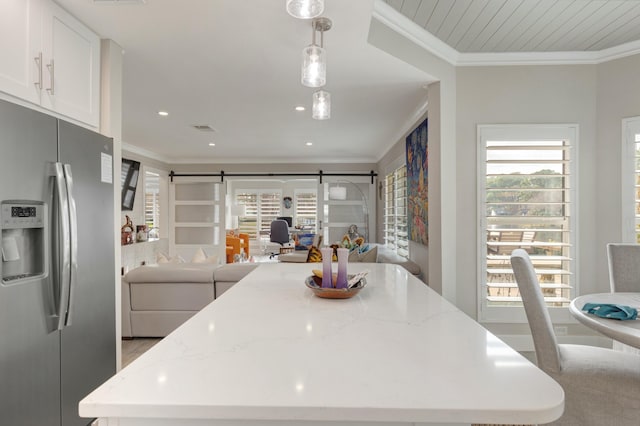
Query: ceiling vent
xmin=192 ymin=125 xmax=217 ymax=133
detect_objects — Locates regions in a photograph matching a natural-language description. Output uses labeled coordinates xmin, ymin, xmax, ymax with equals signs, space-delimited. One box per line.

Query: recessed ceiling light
xmin=158 ymin=111 xmax=169 ymax=116
xmin=305 ymin=142 xmax=313 ymax=146
xmin=208 ymin=143 xmax=215 ymax=146
xmin=295 ymin=106 xmax=305 ymax=111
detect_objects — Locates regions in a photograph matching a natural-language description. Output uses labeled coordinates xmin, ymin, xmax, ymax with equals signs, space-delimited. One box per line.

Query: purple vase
xmin=320 ymin=247 xmax=333 ymax=288
xmin=336 ymin=248 xmax=349 ymax=289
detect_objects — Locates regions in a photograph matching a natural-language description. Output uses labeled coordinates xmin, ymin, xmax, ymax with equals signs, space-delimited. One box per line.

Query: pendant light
xmin=286 ymin=0 xmax=324 ymax=19
xmin=301 ymin=17 xmax=331 ymax=88
xmin=312 ymin=89 xmax=330 ymax=120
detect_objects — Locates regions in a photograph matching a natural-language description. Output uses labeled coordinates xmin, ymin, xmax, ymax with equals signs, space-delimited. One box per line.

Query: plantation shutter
xmin=482 ymin=137 xmax=574 ymax=308
xmin=236 ymin=193 xmax=258 ymax=238
xmin=384 ymin=165 xmax=408 ymax=258
xmin=295 ymin=191 xmax=317 ymax=231
xmin=144 ymin=171 xmax=160 ymax=231
xmin=260 ymin=192 xmax=281 ymax=234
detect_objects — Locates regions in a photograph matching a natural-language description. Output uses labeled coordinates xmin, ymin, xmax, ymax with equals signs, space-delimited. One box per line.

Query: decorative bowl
xmin=305 ymin=275 xmax=366 ymax=299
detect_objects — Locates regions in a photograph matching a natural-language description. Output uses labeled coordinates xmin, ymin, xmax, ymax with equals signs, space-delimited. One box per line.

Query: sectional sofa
xmin=121 ymin=262 xmax=259 ymax=338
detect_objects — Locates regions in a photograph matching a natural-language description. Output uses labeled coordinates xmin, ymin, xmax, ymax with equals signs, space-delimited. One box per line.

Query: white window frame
xmin=621 ymin=116 xmax=640 ymax=242
xmin=477 ymin=124 xmax=578 ymax=323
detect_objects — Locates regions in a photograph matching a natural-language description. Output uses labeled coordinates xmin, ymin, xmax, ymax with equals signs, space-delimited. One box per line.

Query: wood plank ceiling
xmin=384 ymin=0 xmax=640 ymax=52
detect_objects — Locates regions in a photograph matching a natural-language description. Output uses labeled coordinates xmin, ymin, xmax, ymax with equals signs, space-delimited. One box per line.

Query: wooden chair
xmin=225 ymin=233 xmax=250 ymax=263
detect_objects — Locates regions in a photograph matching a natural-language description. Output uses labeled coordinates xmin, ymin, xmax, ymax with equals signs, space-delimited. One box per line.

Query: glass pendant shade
xmin=286 ymin=0 xmax=324 ymax=19
xmin=301 ymin=45 xmax=326 ymax=88
xmin=312 ymin=89 xmax=330 ymax=120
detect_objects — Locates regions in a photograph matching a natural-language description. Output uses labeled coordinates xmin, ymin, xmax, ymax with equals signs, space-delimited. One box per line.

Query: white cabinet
xmin=0 ymin=0 xmax=42 ymax=105
xmin=0 ymin=0 xmax=100 ymax=127
xmin=169 ymin=179 xmax=226 ymax=262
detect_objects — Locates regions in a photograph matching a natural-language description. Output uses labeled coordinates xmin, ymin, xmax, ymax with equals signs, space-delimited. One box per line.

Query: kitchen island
xmin=80 ymin=263 xmax=563 ymax=426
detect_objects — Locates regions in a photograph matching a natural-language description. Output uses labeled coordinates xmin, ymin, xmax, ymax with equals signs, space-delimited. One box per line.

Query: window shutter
xmin=236 ymin=193 xmax=258 ymax=238
xmin=481 ymin=134 xmax=574 ymax=310
xmin=295 ymin=192 xmax=317 ymax=231
xmin=144 ymin=171 xmax=160 ymax=231
xmin=260 ymin=193 xmax=281 ymax=234
xmin=384 ymin=165 xmax=408 ymax=258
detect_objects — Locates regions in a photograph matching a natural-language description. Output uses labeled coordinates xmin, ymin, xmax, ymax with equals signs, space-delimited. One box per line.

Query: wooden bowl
xmin=305 ymin=275 xmax=366 ymax=299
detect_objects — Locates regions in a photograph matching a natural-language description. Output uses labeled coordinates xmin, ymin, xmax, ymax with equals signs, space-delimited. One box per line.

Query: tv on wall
xmin=121 ymin=158 xmax=141 ymax=211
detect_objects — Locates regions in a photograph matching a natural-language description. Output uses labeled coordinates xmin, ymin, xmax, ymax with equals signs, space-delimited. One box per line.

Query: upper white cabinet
xmin=0 ymin=0 xmax=42 ymax=105
xmin=0 ymin=0 xmax=100 ymax=127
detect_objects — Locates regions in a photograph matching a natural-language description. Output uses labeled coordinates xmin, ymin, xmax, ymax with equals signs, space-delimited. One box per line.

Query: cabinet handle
xmin=34 ymin=52 xmax=43 ymax=90
xmin=46 ymin=59 xmax=55 ymax=95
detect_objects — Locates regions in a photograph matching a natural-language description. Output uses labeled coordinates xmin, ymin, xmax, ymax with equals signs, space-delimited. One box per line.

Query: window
xmin=235 ymin=191 xmax=281 ymax=239
xmin=294 ymin=190 xmax=317 ymax=231
xmin=384 ymin=165 xmax=408 ymax=258
xmin=622 ymin=117 xmax=640 ymax=242
xmin=144 ymin=170 xmax=161 ymax=235
xmin=478 ymin=125 xmax=576 ymax=322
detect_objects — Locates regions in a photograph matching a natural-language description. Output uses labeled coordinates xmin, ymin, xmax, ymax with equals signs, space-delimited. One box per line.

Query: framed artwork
xmin=406 ymin=118 xmax=428 ymax=245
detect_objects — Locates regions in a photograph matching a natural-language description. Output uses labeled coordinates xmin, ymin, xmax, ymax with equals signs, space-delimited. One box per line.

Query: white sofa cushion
xmin=125 ymin=263 xmax=217 ymax=283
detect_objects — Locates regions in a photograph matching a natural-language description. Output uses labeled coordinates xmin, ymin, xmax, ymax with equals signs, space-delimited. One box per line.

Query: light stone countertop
xmin=80 ymin=263 xmax=564 ymax=426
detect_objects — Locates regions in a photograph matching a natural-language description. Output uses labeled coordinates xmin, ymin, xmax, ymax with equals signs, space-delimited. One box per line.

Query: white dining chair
xmin=606 ymin=243 xmax=640 ymax=354
xmin=607 ymin=243 xmax=640 ymax=292
xmin=511 ymin=249 xmax=640 ymax=425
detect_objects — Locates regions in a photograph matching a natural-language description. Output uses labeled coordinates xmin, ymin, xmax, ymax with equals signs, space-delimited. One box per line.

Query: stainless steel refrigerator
xmin=0 ymin=99 xmax=115 ymax=426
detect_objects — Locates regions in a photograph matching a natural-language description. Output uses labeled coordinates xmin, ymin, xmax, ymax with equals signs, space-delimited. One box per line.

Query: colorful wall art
xmin=406 ymin=118 xmax=428 ymax=245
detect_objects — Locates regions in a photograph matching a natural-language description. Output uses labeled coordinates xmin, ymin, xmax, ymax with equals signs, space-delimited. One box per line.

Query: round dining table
xmin=569 ymin=292 xmax=640 ymax=349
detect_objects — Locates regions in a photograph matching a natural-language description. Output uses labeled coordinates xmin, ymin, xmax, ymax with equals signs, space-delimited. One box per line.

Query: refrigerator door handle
xmin=62 ymin=164 xmax=78 ymax=327
xmin=51 ymin=162 xmax=71 ymax=331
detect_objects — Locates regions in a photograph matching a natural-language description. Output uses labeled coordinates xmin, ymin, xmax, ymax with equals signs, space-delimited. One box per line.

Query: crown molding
xmin=168 ymin=155 xmax=379 ymax=165
xmin=123 ymin=143 xmax=378 ymax=165
xmin=372 ymin=0 xmax=640 ymax=67
xmin=595 ymin=39 xmax=640 ymax=64
xmin=122 ymin=142 xmax=172 ymax=163
xmin=372 ymin=0 xmax=459 ymax=66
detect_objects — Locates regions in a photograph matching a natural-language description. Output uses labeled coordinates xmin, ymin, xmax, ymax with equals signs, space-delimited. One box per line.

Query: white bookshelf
xmin=169 ymin=178 xmax=226 ymax=261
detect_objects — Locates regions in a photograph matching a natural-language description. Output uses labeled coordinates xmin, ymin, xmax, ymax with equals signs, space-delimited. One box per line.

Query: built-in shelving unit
xmin=169 ymin=179 xmax=226 ymax=261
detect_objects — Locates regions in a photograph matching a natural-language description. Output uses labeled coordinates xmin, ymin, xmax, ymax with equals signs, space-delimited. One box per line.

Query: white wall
xmin=368 ymin=17 xmax=457 ymax=301
xmin=100 ymin=39 xmax=124 ymax=370
xmin=452 ymin=54 xmax=640 ymax=343
xmin=455 ymin=64 xmax=598 ymax=324
xmin=377 ymin=112 xmax=429 ymax=283
xmin=595 ymin=54 xmax=640 ymax=288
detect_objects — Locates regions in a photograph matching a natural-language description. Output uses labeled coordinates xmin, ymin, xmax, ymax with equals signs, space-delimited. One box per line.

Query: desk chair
xmin=511 ymin=249 xmax=640 ymax=425
xmin=276 ymin=216 xmax=293 ymax=227
xmin=269 ymin=219 xmax=292 ymax=259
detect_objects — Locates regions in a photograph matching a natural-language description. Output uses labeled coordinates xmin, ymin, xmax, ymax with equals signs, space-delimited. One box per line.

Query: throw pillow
xmin=295 ymin=233 xmax=316 ymax=250
xmin=191 ymin=247 xmax=207 ymax=263
xmin=169 ymin=255 xmax=186 ymax=264
xmin=347 ymin=245 xmax=378 ymax=263
xmin=156 ymin=252 xmax=169 ymax=263
xmin=306 ymin=245 xmax=323 ymax=263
